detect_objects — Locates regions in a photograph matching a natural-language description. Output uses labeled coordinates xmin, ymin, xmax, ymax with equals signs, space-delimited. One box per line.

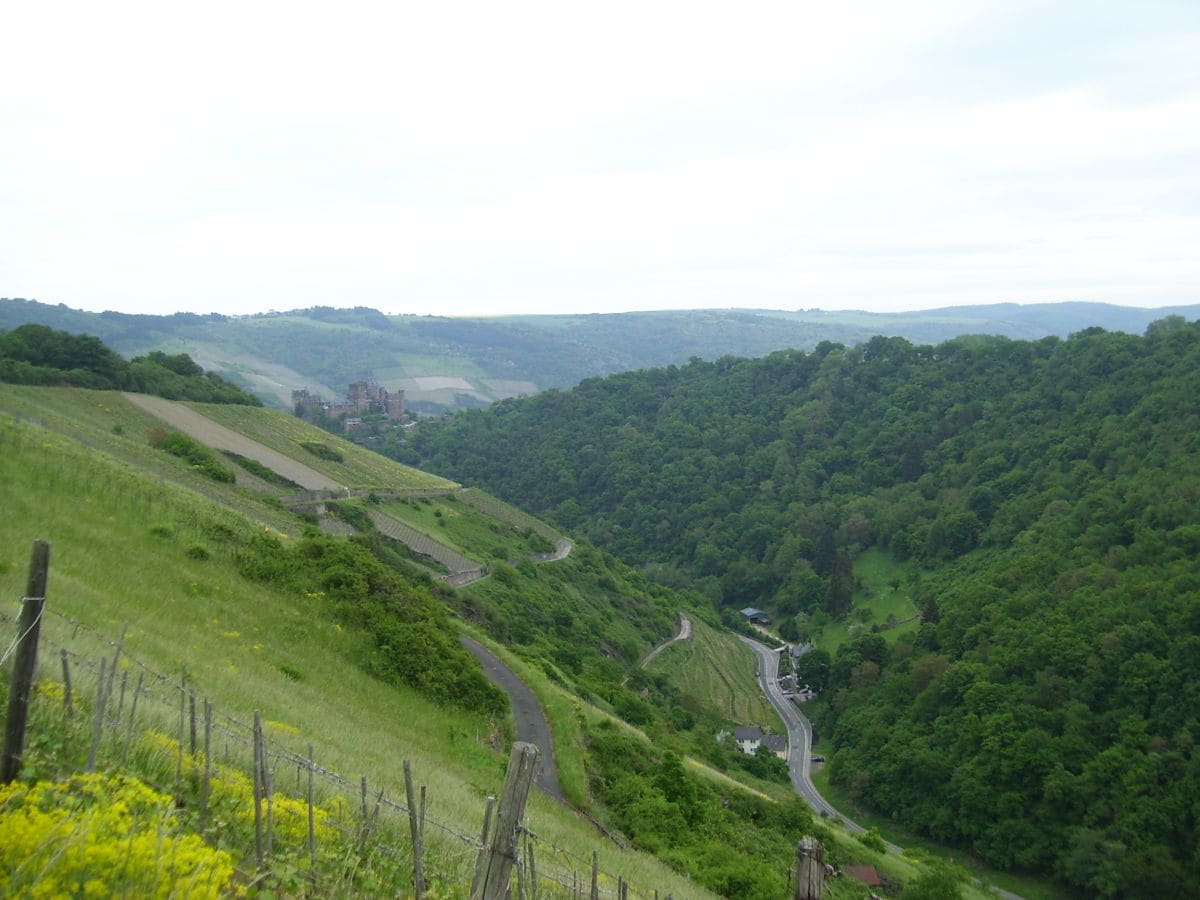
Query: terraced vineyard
xmin=377 ymin=494 xmax=559 ymax=563
xmin=367 ymin=509 xmax=482 ymax=580
xmin=190 ymin=402 xmax=455 ymax=491
xmin=0 ymin=386 xmax=302 ymax=533
xmin=645 ymin=615 xmax=783 ymax=728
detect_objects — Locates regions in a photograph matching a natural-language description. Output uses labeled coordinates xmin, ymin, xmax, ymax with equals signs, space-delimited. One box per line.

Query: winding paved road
xmin=739 ymin=635 xmax=1024 ymax=899
xmin=460 ymin=636 xmax=564 ymax=801
xmin=739 ymin=635 xmax=899 ymax=849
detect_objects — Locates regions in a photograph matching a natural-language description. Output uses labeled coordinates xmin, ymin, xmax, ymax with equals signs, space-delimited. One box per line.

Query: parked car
xmin=811 ymin=755 xmax=825 ymax=763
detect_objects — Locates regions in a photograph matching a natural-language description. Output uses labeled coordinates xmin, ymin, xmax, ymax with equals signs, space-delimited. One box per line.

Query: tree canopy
xmin=0 ymin=324 xmax=261 ymax=404
xmin=411 ymin=319 xmax=1200 ymax=894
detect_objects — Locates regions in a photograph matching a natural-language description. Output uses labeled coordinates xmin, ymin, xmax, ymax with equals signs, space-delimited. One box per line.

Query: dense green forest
xmin=0 ymin=323 xmax=260 ymax=404
xmin=410 ymin=316 xmax=1200 ymax=896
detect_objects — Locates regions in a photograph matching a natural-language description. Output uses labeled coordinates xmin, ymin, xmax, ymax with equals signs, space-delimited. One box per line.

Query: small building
xmin=733 ymin=725 xmax=763 ymax=755
xmin=761 ymin=734 xmax=788 ymax=759
xmin=740 ymin=607 xmax=770 ymax=625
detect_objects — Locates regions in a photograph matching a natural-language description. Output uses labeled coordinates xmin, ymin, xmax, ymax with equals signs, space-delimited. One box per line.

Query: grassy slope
xmin=190 ymin=402 xmax=456 ymax=491
xmin=814 ymin=548 xmax=921 ymax=655
xmin=0 ymin=388 xmax=710 ymax=898
xmin=645 ymin=616 xmax=782 ymax=730
xmin=377 ymin=495 xmax=544 ymax=563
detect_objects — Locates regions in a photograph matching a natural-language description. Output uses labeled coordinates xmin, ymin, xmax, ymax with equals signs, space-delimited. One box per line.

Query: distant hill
xmin=2 ymin=297 xmax=1197 ymax=411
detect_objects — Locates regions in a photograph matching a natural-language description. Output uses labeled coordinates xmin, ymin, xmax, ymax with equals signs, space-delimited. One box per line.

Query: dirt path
xmin=639 ymin=614 xmax=691 ymax=668
xmin=122 ymin=394 xmax=345 ymax=492
xmin=460 ymin=637 xmax=563 ymax=801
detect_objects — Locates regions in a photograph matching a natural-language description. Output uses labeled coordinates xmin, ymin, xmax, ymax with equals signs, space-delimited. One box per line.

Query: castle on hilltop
xmin=293 ymin=380 xmax=405 ymax=428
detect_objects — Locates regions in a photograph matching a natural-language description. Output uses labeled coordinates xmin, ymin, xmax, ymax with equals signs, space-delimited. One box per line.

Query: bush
xmin=149 ymin=430 xmax=235 ymax=483
xmin=299 ymin=441 xmax=344 ymax=463
xmin=0 ymin=773 xmax=235 ymax=898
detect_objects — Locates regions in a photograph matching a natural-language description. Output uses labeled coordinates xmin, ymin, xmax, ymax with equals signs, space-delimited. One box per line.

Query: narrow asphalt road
xmin=739 ymin=635 xmax=1025 ymax=899
xmin=738 ymin=635 xmax=899 ymax=849
xmin=460 ymin=636 xmax=564 ymax=801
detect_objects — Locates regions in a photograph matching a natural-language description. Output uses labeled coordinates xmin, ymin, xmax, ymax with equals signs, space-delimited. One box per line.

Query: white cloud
xmin=1 ymin=1 xmax=1197 ymax=316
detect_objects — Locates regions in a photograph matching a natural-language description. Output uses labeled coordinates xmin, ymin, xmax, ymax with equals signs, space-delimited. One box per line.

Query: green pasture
xmin=378 ymin=495 xmax=552 ymax=562
xmin=813 ymin=548 xmax=921 ymax=655
xmin=0 ymin=387 xmax=303 ymax=532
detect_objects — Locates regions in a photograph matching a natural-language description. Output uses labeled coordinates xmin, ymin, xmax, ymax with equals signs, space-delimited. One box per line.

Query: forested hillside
xmin=411 ymin=316 xmax=1200 ymax=896
xmin=6 ymin=296 xmax=1199 ymax=411
xmin=0 ymin=323 xmax=260 ymax=404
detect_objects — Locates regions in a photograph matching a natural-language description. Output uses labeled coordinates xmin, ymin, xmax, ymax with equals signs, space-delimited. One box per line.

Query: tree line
xmin=0 ymin=323 xmax=260 ymax=404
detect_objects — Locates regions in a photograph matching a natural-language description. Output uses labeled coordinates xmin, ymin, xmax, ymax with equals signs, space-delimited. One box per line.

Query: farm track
xmin=459 ymin=637 xmax=564 ymax=801
xmin=122 ymin=394 xmax=345 ymax=492
xmin=638 ymin=615 xmax=691 ymax=669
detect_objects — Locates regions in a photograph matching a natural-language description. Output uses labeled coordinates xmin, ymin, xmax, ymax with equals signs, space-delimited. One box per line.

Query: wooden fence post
xmin=60 ymin=649 xmax=73 ymax=716
xmin=306 ymin=743 xmax=317 ymax=873
xmin=2 ymin=540 xmax=50 ymax=784
xmin=253 ymin=710 xmax=265 ymax=871
xmin=405 ymin=759 xmax=426 ymax=898
xmin=469 ymin=797 xmax=496 ymax=900
xmin=590 ymin=850 xmax=599 ymax=900
xmin=794 ymin=836 xmax=825 ymax=900
xmin=201 ymin=699 xmax=212 ymax=830
xmin=122 ymin=672 xmax=143 ymax=766
xmin=85 ymin=658 xmax=108 ymax=772
xmin=471 ymin=742 xmax=539 ymax=900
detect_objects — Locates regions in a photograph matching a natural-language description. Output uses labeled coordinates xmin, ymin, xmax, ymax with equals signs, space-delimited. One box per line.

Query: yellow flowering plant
xmin=0 ymin=772 xmax=235 ymax=898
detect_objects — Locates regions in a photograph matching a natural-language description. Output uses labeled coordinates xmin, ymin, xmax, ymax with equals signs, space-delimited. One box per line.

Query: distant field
xmin=647 ymin=616 xmax=782 ymax=729
xmin=815 ymin=548 xmax=921 ymax=655
xmin=190 ymin=402 xmax=456 ymax=491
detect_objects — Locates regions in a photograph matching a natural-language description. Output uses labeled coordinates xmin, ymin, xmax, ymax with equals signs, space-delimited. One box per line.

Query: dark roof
xmin=761 ymin=734 xmax=788 ymax=751
xmin=733 ymin=726 xmax=763 ymax=741
xmin=739 ymin=607 xmax=767 ymax=618
xmin=843 ymin=866 xmax=881 ymax=887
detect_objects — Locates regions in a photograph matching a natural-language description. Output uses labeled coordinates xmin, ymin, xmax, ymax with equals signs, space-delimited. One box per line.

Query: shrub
xmin=0 ymin=772 xmax=235 ymax=898
xmin=299 ymin=441 xmax=344 ymax=463
xmin=149 ymin=430 xmax=235 ymax=483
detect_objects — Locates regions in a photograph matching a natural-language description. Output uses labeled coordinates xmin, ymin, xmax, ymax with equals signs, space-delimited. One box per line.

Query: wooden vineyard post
xmin=469 ymin=797 xmax=496 ymax=900
xmin=471 ymin=742 xmax=539 ymax=900
xmin=60 ymin=649 xmax=73 ymax=715
xmin=405 ymin=759 xmax=426 ymax=899
xmin=794 ymin=836 xmax=825 ymax=900
xmin=2 ymin=540 xmax=50 ymax=784
xmin=590 ymin=850 xmax=599 ymax=900
xmin=85 ymin=658 xmax=108 ymax=772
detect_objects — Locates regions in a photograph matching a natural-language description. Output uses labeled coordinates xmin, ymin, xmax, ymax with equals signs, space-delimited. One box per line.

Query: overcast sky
xmin=2 ymin=1 xmax=1197 ymax=318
